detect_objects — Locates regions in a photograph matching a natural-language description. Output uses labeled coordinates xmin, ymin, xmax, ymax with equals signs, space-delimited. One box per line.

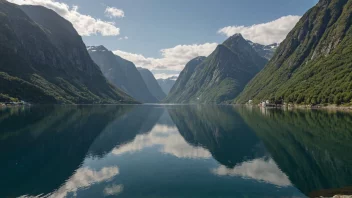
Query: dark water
xmin=1 ymin=105 xmax=352 ymax=198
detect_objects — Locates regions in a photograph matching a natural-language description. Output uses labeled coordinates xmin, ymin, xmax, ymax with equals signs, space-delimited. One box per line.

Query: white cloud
xmin=154 ymin=73 xmax=179 ymax=80
xmin=8 ymin=0 xmax=120 ymax=36
xmin=218 ymin=15 xmax=301 ymax=45
xmin=105 ymin=6 xmax=125 ymax=18
xmin=119 ymin=36 xmax=129 ymax=40
xmin=212 ymin=158 xmax=291 ymax=187
xmin=113 ymin=43 xmax=217 ymax=78
xmin=49 ymin=166 xmax=119 ymax=198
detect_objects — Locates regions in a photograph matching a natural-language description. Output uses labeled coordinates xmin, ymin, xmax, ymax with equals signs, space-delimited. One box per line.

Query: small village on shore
xmin=247 ymin=99 xmax=352 ymax=111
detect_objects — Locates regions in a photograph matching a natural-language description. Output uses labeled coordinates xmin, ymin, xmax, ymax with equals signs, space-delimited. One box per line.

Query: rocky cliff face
xmin=165 ymin=34 xmax=267 ymax=104
xmin=88 ymin=46 xmax=158 ymax=103
xmin=137 ymin=67 xmax=166 ymax=101
xmin=0 ymin=2 xmax=134 ymax=104
xmin=236 ymin=0 xmax=352 ymax=105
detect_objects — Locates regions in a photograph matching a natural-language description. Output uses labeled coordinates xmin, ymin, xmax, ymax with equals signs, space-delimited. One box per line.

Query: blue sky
xmin=70 ymin=0 xmax=317 ymax=57
xmin=10 ymin=0 xmax=318 ymax=78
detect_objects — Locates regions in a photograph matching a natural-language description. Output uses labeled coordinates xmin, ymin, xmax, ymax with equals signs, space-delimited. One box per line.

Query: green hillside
xmin=236 ymin=0 xmax=352 ymax=105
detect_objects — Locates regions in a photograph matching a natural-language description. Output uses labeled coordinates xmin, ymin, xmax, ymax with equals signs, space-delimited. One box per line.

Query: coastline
xmin=0 ymin=102 xmax=30 ymax=107
xmin=245 ymin=103 xmax=352 ymax=112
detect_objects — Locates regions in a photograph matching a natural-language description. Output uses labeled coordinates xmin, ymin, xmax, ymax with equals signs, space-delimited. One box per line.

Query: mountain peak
xmin=225 ymin=33 xmax=246 ymax=42
xmin=231 ymin=33 xmax=244 ymax=38
xmin=87 ymin=45 xmax=108 ymax=52
xmin=222 ymin=33 xmax=250 ymax=50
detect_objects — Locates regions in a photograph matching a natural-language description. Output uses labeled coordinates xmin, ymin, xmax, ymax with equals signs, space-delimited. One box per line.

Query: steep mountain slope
xmin=165 ymin=34 xmax=267 ymax=104
xmin=237 ymin=0 xmax=352 ymax=105
xmin=137 ymin=67 xmax=166 ymax=100
xmin=157 ymin=76 xmax=177 ymax=95
xmin=87 ymin=46 xmax=158 ymax=103
xmin=248 ymin=41 xmax=279 ymax=60
xmin=0 ymin=2 xmax=134 ymax=104
xmin=165 ymin=56 xmax=206 ymax=102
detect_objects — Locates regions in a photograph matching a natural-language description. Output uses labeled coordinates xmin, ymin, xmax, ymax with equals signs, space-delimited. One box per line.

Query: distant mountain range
xmin=236 ymin=0 xmax=352 ymax=105
xmin=137 ymin=67 xmax=166 ymax=101
xmin=247 ymin=41 xmax=278 ymax=60
xmin=87 ymin=46 xmax=158 ymax=103
xmin=165 ymin=34 xmax=267 ymax=104
xmin=0 ymin=2 xmax=135 ymax=104
xmin=157 ymin=76 xmax=177 ymax=95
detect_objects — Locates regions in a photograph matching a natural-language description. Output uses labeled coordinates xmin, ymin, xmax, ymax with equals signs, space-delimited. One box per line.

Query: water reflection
xmin=0 ymin=105 xmax=131 ymax=198
xmin=212 ymin=157 xmax=291 ymax=187
xmin=88 ymin=105 xmax=164 ymax=158
xmin=112 ymin=124 xmax=212 ymax=159
xmin=2 ymin=105 xmax=352 ymax=197
xmin=239 ymin=107 xmax=352 ymax=197
xmin=49 ymin=166 xmax=120 ymax=198
xmin=103 ymin=184 xmax=124 ymax=196
xmin=168 ymin=105 xmax=265 ymax=167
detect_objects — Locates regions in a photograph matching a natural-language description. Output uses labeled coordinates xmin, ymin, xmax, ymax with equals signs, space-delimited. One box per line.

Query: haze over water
xmin=1 ymin=105 xmax=352 ymax=198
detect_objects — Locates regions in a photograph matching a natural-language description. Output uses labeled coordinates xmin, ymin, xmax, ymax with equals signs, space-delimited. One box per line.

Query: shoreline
xmin=246 ymin=103 xmax=352 ymax=112
xmin=0 ymin=102 xmax=30 ymax=107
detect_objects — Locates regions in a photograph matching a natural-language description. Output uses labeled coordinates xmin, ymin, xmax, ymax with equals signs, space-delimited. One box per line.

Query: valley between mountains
xmin=1 ymin=0 xmax=351 ymax=107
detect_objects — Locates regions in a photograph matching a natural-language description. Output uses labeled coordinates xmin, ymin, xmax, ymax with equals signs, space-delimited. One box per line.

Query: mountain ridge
xmin=157 ymin=76 xmax=177 ymax=95
xmin=137 ymin=67 xmax=166 ymax=101
xmin=0 ymin=2 xmax=135 ymax=104
xmin=165 ymin=34 xmax=267 ymax=104
xmin=87 ymin=45 xmax=158 ymax=103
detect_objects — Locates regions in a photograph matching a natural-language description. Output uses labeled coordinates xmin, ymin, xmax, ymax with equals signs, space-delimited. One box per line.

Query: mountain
xmin=0 ymin=2 xmax=135 ymax=104
xmin=248 ymin=40 xmax=279 ymax=60
xmin=87 ymin=46 xmax=158 ymax=103
xmin=236 ymin=0 xmax=352 ymax=105
xmin=164 ymin=56 xmax=205 ymax=102
xmin=157 ymin=76 xmax=177 ymax=95
xmin=164 ymin=34 xmax=267 ymax=104
xmin=137 ymin=67 xmax=166 ymax=100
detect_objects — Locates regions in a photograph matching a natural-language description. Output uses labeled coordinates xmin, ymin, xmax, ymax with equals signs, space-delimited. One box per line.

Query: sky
xmin=9 ymin=0 xmax=318 ymax=79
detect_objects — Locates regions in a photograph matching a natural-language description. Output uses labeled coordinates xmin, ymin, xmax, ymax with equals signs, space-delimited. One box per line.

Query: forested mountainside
xmin=237 ymin=0 xmax=352 ymax=105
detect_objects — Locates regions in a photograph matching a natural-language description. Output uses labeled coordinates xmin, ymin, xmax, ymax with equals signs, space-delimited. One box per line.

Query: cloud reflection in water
xmin=212 ymin=158 xmax=291 ymax=187
xmin=112 ymin=124 xmax=212 ymax=159
xmin=48 ymin=166 xmax=119 ymax=198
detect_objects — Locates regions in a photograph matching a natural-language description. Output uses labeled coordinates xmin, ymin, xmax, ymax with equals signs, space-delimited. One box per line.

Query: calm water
xmin=1 ymin=105 xmax=352 ymax=198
